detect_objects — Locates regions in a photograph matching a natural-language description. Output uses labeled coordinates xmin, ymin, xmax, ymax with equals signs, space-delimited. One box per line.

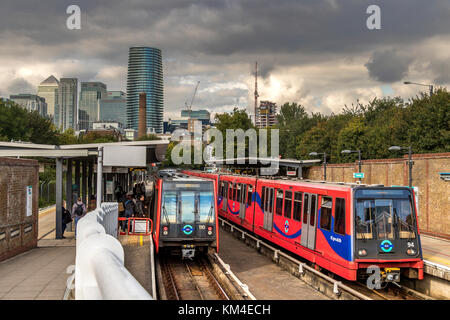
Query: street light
xmin=389 ymin=145 xmax=413 ymax=188
xmin=309 ymin=151 xmax=327 ymax=181
xmin=404 ymin=81 xmax=434 ymax=96
xmin=341 ymin=149 xmax=362 ymax=181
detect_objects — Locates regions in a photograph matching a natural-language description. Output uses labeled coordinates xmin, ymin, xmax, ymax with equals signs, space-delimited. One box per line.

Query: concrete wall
xmin=0 ymin=157 xmax=39 ymax=262
xmin=305 ymin=153 xmax=450 ymax=238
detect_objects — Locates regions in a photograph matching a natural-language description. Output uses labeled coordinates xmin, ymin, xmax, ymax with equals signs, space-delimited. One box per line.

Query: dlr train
xmin=183 ymin=170 xmax=424 ymax=283
xmin=150 ymin=170 xmax=219 ymax=259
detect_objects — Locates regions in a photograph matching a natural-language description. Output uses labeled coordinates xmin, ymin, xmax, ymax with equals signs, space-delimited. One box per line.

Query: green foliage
xmin=287 ymin=89 xmax=450 ymax=163
xmin=135 ymin=134 xmax=161 ymax=141
xmin=0 ymin=99 xmax=59 ymax=144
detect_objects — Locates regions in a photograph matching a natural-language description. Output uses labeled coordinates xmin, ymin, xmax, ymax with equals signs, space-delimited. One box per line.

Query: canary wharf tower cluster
xmin=126 ymin=46 xmax=164 ymax=134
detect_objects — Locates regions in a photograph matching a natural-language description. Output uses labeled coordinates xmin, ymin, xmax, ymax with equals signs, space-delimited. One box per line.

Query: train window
xmin=303 ymin=194 xmax=309 ymax=224
xmin=228 ymin=184 xmax=233 ymax=200
xmin=247 ymin=186 xmax=253 ymax=206
xmin=268 ymin=188 xmax=274 ymax=213
xmin=180 ymin=191 xmax=195 ymax=223
xmin=237 ymin=184 xmax=241 ymax=203
xmin=275 ymin=189 xmax=283 ymax=215
xmin=162 ymin=191 xmax=177 ymax=224
xmin=224 ymin=182 xmax=228 ymax=198
xmin=320 ymin=196 xmax=332 ymax=231
xmin=334 ymin=198 xmax=346 ymax=235
xmin=310 ymin=195 xmax=317 ymax=226
xmin=199 ymin=191 xmax=215 ymax=223
xmin=261 ymin=186 xmax=266 ymax=211
xmin=241 ymin=184 xmax=247 ymax=203
xmin=284 ymin=191 xmax=292 ymax=219
xmin=293 ymin=192 xmax=302 ymax=221
xmin=397 ymin=198 xmax=416 ymax=239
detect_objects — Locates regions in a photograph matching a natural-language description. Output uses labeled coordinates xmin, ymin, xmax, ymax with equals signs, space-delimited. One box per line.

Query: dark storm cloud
xmin=365 ymin=49 xmax=413 ymax=82
xmin=7 ymin=78 xmax=34 ymax=94
xmin=0 ymin=0 xmax=449 ymax=112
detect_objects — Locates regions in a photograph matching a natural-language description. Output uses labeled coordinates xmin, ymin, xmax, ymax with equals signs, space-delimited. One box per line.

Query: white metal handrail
xmin=75 ymin=206 xmax=152 ymax=300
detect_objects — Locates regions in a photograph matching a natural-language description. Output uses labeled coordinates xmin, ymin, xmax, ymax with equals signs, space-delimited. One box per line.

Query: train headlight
xmin=358 ymin=249 xmax=367 ymax=257
xmin=163 ymin=226 xmax=168 ymax=235
xmin=406 ymin=248 xmax=417 ymax=256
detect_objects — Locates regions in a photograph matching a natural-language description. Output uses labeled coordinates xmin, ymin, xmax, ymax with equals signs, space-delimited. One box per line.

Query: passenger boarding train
xmin=183 ymin=170 xmax=424 ymax=283
xmin=150 ymin=170 xmax=219 ymax=259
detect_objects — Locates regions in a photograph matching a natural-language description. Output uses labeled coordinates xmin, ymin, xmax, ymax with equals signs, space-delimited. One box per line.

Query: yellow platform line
xmin=140 ymin=235 xmax=143 ymax=247
xmin=423 ymin=254 xmax=450 ymax=267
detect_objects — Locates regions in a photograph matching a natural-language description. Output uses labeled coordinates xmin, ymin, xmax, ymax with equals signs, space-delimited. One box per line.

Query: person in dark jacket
xmin=135 ymin=195 xmax=145 ymax=218
xmin=123 ymin=193 xmax=135 ymax=232
xmin=62 ymin=205 xmax=72 ymax=239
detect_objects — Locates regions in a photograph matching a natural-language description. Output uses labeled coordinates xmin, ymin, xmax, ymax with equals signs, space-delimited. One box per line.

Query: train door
xmin=301 ymin=193 xmax=318 ymax=250
xmin=263 ymin=187 xmax=274 ymax=232
xmin=239 ymin=184 xmax=247 ymax=219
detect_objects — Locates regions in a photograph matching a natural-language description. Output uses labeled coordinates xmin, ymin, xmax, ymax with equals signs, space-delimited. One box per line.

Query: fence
xmin=75 ymin=202 xmax=152 ymax=300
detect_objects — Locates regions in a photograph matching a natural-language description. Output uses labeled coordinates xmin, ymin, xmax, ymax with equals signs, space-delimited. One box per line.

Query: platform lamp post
xmin=389 ymin=145 xmax=413 ymax=188
xmin=341 ymin=149 xmax=362 ymax=181
xmin=404 ymin=81 xmax=434 ymax=96
xmin=309 ymin=152 xmax=327 ymax=181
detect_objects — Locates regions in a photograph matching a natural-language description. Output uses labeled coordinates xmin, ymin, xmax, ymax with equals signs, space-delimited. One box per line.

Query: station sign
xmin=353 ymin=172 xmax=365 ymax=179
xmin=287 ymin=170 xmax=296 ymax=176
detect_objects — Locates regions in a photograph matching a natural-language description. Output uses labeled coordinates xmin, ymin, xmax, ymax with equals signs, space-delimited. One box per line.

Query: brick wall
xmin=0 ymin=157 xmax=39 ymax=262
xmin=305 ymin=153 xmax=450 ymax=239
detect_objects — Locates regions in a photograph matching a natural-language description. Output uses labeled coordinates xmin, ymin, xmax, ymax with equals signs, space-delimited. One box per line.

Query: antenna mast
xmin=254 ymin=61 xmax=259 ymax=127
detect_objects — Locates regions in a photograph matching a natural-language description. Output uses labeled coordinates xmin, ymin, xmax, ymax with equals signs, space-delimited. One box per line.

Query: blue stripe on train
xmin=273 ymin=223 xmax=302 ymax=239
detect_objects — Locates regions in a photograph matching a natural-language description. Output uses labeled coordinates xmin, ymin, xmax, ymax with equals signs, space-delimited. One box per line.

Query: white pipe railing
xmin=75 ymin=204 xmax=152 ymax=300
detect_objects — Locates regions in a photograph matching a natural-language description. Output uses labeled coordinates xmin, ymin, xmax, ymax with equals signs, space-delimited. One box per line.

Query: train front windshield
xmin=162 ymin=183 xmax=215 ymax=225
xmin=356 ymin=198 xmax=416 ymax=240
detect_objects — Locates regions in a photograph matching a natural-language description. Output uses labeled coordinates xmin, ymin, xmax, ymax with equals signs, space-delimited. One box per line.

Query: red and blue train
xmin=183 ymin=170 xmax=424 ymax=283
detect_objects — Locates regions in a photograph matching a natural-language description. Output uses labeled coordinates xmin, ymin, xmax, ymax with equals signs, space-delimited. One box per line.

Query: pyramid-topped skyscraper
xmin=37 ymin=75 xmax=59 ymax=118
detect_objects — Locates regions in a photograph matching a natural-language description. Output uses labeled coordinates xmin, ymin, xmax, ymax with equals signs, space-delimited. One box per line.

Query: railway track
xmin=219 ymin=217 xmax=435 ymax=301
xmin=159 ymin=254 xmax=230 ymax=300
xmin=351 ymin=281 xmax=434 ymax=300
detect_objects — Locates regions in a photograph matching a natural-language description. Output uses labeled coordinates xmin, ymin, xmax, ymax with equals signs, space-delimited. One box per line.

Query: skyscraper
xmin=126 ymin=47 xmax=163 ymax=133
xmin=37 ymin=75 xmax=59 ymax=118
xmin=79 ymin=82 xmax=107 ymax=130
xmin=55 ymin=78 xmax=78 ymax=131
xmin=99 ymin=91 xmax=127 ymax=127
xmin=9 ymin=94 xmax=47 ymax=117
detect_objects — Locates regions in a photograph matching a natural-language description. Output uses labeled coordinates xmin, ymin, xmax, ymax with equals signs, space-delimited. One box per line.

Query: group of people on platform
xmin=60 ymin=182 xmax=149 ymax=237
xmin=116 ymin=183 xmax=148 ymax=233
xmin=61 ymin=194 xmax=96 ymax=239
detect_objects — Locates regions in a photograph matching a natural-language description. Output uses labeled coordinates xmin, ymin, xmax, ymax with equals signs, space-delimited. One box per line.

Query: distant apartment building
xmin=79 ymin=82 xmax=107 ymax=130
xmin=256 ymin=100 xmax=277 ymax=128
xmin=180 ymin=109 xmax=211 ymax=126
xmin=37 ymin=75 xmax=59 ymax=118
xmin=55 ymin=78 xmax=78 ymax=131
xmin=9 ymin=94 xmax=47 ymax=117
xmin=126 ymin=47 xmax=164 ymax=133
xmin=100 ymin=91 xmax=127 ymax=127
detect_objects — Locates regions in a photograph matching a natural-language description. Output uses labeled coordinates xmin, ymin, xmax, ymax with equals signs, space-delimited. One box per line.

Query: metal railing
xmin=75 ymin=203 xmax=152 ymax=300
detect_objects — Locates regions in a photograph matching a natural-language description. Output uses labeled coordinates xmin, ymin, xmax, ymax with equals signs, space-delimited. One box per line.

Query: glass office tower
xmin=79 ymin=82 xmax=107 ymax=130
xmin=126 ymin=47 xmax=163 ymax=133
xmin=55 ymin=78 xmax=77 ymax=131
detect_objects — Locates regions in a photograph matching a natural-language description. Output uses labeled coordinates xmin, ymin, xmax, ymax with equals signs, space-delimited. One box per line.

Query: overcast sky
xmin=0 ymin=0 xmax=449 ymax=120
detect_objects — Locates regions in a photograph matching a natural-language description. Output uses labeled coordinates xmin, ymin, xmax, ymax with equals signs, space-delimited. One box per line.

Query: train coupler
xmin=382 ymin=268 xmax=401 ymax=282
xmin=182 ymin=244 xmax=195 ymax=260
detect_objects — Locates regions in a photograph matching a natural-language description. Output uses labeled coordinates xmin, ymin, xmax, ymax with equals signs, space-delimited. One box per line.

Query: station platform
xmin=421 ymin=234 xmax=450 ymax=268
xmin=218 ymin=230 xmax=329 ymax=300
xmin=0 ymin=206 xmax=75 ymax=300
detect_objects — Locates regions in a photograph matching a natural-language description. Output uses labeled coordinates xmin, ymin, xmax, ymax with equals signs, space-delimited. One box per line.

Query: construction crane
xmin=185 ymin=81 xmax=200 ymax=119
